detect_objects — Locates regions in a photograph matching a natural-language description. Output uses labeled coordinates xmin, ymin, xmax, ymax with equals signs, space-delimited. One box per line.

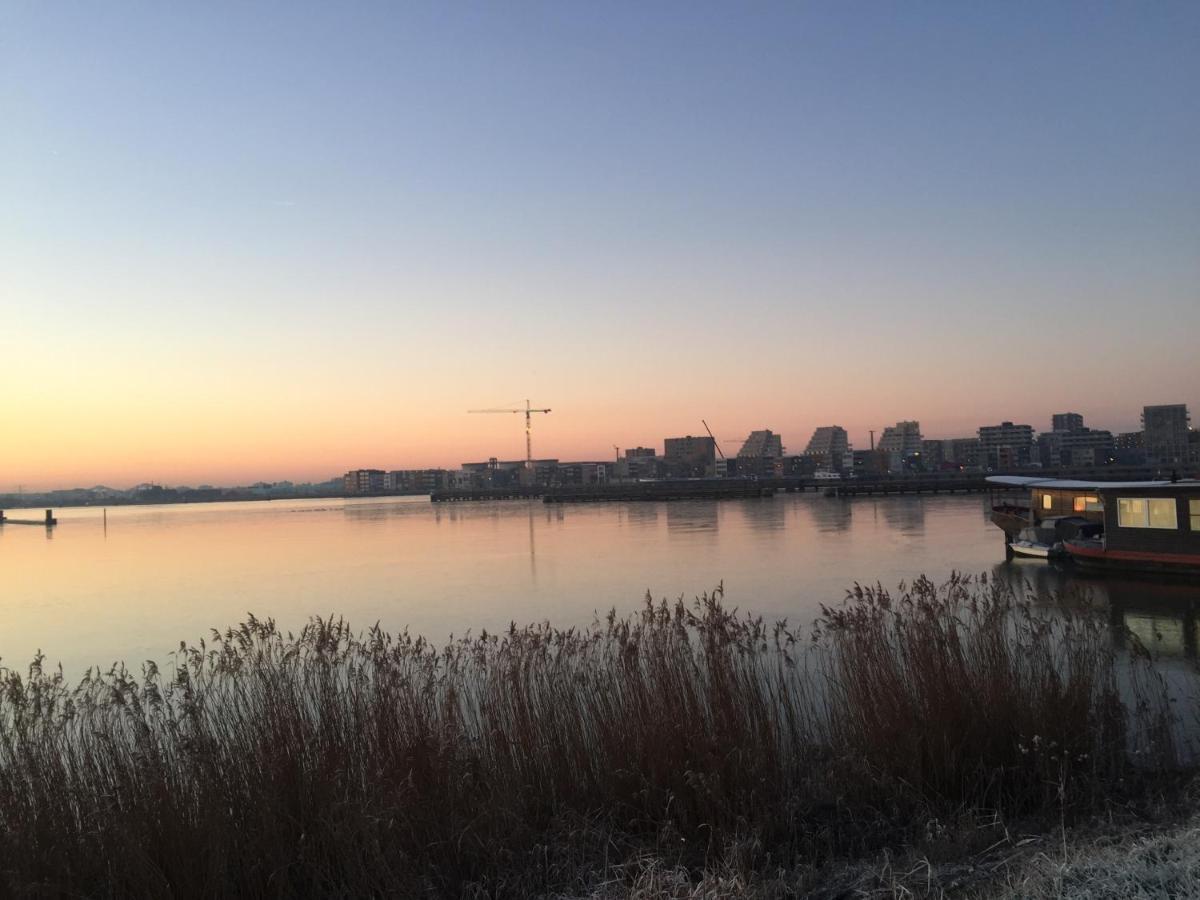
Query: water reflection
xmin=2 ymin=493 xmax=1199 ymax=679
xmin=739 ymin=497 xmax=787 ymax=533
xmin=809 ymin=497 xmax=852 ymax=533
xmin=878 ymin=498 xmax=925 ymax=536
xmin=666 ymin=501 xmax=718 ymax=537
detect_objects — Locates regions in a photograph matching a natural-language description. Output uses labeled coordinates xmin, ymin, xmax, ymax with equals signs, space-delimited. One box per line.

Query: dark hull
xmin=1065 ymin=542 xmax=1200 ymax=577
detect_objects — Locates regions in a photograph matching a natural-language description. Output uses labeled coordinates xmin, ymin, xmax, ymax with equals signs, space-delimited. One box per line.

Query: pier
xmin=431 ymin=475 xmax=1005 ymax=503
xmin=0 ymin=509 xmax=57 ymax=526
xmin=545 ymin=480 xmax=775 ymax=503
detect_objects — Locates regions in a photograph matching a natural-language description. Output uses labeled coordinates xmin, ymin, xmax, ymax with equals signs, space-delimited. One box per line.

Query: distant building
xmin=804 ymin=426 xmax=851 ymax=472
xmin=737 ymin=430 xmax=783 ymax=460
xmin=977 ymin=422 xmax=1035 ymax=470
xmin=945 ymin=437 xmax=982 ymax=470
xmin=1113 ymin=431 xmax=1146 ymax=466
xmin=663 ymin=435 xmax=716 ymax=479
xmin=1143 ymin=404 xmax=1191 ymax=464
xmin=920 ymin=439 xmax=949 ymax=471
xmin=1051 ymin=412 xmax=1085 ymax=433
xmin=384 ymin=469 xmax=448 ymax=493
xmin=735 ymin=429 xmax=783 ymax=477
xmin=778 ymin=455 xmax=819 ymax=478
xmin=852 ymin=449 xmax=888 ymax=476
xmin=877 ymin=421 xmax=923 ymax=472
xmin=1038 ymin=429 xmax=1114 ymax=468
xmin=557 ymin=462 xmax=610 ymax=485
xmin=877 ymin=421 xmax=923 ymax=456
xmin=343 ymin=469 xmax=385 ymax=495
xmin=618 ymin=450 xmax=661 ymax=481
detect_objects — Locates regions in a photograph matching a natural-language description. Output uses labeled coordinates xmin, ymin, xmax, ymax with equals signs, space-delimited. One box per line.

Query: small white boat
xmin=1011 ymin=540 xmax=1059 ymax=559
xmin=1009 ymin=526 xmax=1064 ymax=560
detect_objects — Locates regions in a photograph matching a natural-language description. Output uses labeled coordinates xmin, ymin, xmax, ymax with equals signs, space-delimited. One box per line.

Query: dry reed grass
xmin=0 ymin=574 xmax=1183 ymax=896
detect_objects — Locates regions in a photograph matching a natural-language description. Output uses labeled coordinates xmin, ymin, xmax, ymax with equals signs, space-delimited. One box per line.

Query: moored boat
xmin=987 ymin=476 xmax=1200 ymax=576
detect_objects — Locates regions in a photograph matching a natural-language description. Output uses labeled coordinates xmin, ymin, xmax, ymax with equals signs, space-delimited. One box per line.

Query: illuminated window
xmin=1042 ymin=493 xmax=1053 ymax=510
xmin=1149 ymin=499 xmax=1178 ymax=529
xmin=1118 ymin=498 xmax=1148 ymax=528
xmin=1073 ymin=495 xmax=1102 ymax=512
xmin=1191 ymin=499 xmax=1200 ymax=531
xmin=1119 ymin=497 xmax=1178 ymax=529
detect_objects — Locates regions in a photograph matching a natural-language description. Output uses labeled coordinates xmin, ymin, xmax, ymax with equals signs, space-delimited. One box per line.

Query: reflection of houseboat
xmin=988 ymin=477 xmax=1200 ymax=576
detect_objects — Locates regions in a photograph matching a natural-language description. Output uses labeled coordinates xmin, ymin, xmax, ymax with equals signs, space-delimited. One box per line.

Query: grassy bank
xmin=0 ymin=574 xmax=1189 ymax=896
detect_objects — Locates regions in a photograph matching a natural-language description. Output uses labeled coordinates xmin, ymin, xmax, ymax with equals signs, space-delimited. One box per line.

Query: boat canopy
xmin=985 ymin=476 xmax=1195 ymax=490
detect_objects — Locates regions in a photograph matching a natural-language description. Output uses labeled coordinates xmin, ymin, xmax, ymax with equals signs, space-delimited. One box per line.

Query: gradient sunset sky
xmin=3 ymin=2 xmax=1198 ymax=489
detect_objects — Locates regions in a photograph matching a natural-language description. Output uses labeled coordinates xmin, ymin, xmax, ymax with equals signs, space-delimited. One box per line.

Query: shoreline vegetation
xmin=0 ymin=575 xmax=1195 ymax=897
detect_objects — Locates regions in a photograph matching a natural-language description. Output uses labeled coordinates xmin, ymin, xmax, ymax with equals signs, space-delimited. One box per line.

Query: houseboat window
xmin=1149 ymin=499 xmax=1178 ymax=529
xmin=1190 ymin=499 xmax=1200 ymax=531
xmin=1073 ymin=495 xmax=1102 ymax=512
xmin=1118 ymin=497 xmax=1178 ymax=529
xmin=1042 ymin=493 xmax=1053 ymax=510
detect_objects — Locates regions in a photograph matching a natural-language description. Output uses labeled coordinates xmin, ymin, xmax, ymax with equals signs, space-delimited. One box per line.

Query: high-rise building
xmin=1051 ymin=412 xmax=1084 ymax=433
xmin=663 ymin=435 xmax=716 ymax=479
xmin=804 ymin=426 xmax=849 ymax=461
xmin=945 ymin=437 xmax=982 ymax=470
xmin=737 ymin=430 xmax=783 ymax=459
xmin=735 ymin=429 xmax=784 ymax=477
xmin=1142 ymin=404 xmax=1191 ymax=464
xmin=877 ymin=421 xmax=923 ymax=456
xmin=977 ymin=422 xmax=1035 ymax=469
xmin=1038 ymin=429 xmax=1114 ymax=467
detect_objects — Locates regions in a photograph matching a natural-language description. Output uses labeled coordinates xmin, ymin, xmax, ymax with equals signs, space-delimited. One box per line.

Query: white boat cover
xmin=985 ymin=476 xmax=1197 ymax=490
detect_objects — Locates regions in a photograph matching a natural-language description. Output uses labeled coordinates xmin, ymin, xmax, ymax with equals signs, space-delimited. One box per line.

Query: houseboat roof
xmin=986 ymin=476 xmax=1198 ymax=491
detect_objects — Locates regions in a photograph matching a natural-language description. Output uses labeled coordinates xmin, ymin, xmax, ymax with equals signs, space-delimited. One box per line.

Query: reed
xmin=0 ymin=574 xmax=1183 ymax=896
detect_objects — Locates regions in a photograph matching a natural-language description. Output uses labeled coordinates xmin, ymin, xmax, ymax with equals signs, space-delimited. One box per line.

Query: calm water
xmin=2 ymin=493 xmax=1199 ymax=676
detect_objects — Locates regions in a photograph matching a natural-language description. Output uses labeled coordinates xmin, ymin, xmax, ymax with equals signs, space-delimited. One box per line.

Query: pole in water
xmin=45 ymin=509 xmax=56 ymax=526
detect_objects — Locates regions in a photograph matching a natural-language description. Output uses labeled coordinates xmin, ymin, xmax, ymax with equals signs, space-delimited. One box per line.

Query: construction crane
xmin=701 ymin=419 xmax=727 ymax=460
xmin=468 ymin=399 xmax=551 ymax=469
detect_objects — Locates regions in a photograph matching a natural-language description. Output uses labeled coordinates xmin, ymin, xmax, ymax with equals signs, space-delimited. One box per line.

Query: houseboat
xmin=987 ymin=476 xmax=1200 ymax=576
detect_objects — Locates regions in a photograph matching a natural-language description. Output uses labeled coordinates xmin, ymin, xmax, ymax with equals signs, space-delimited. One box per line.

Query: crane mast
xmin=467 ymin=399 xmax=552 ymax=469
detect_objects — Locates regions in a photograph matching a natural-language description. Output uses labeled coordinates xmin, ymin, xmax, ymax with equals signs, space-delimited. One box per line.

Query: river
xmin=2 ymin=493 xmax=1198 ymax=676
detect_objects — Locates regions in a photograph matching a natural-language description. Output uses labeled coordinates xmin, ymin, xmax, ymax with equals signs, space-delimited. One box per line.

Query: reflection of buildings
xmin=739 ymin=496 xmax=786 ymax=533
xmin=878 ymin=497 xmax=925 ymax=535
xmin=809 ymin=498 xmax=852 ymax=533
xmin=665 ymin=501 xmax=719 ymax=535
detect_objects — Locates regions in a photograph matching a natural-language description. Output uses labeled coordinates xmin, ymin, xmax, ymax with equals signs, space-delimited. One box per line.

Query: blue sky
xmin=2 ymin=2 xmax=1198 ymax=485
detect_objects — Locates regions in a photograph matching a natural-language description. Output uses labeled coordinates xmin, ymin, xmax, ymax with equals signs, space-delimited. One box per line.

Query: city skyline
xmin=5 ymin=4 xmax=1198 ymax=489
xmin=6 ymin=399 xmax=1195 ymax=492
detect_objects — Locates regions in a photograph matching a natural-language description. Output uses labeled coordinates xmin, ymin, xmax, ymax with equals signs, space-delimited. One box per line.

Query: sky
xmin=2 ymin=2 xmax=1198 ymax=489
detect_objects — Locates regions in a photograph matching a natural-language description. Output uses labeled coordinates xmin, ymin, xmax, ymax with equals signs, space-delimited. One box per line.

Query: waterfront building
xmin=384 ymin=469 xmax=448 ymax=493
xmin=778 ymin=455 xmax=819 ymax=478
xmin=1143 ymin=404 xmax=1192 ymax=464
xmin=943 ymin=437 xmax=981 ymax=470
xmin=877 ymin=421 xmax=923 ymax=472
xmin=737 ymin=430 xmax=783 ymax=460
xmin=877 ymin=421 xmax=923 ymax=456
xmin=663 ymin=435 xmax=716 ymax=478
xmin=557 ymin=462 xmax=610 ymax=485
xmin=977 ymin=422 xmax=1035 ymax=469
xmin=343 ymin=469 xmax=385 ymax=494
xmin=852 ymin=449 xmax=888 ymax=476
xmin=804 ymin=426 xmax=851 ymax=472
xmin=736 ymin=429 xmax=783 ymax=477
xmin=618 ymin=451 xmax=661 ymax=481
xmin=920 ymin=439 xmax=948 ymax=471
xmin=1038 ymin=429 xmax=1115 ymax=468
xmin=1052 ymin=412 xmax=1085 ymax=433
